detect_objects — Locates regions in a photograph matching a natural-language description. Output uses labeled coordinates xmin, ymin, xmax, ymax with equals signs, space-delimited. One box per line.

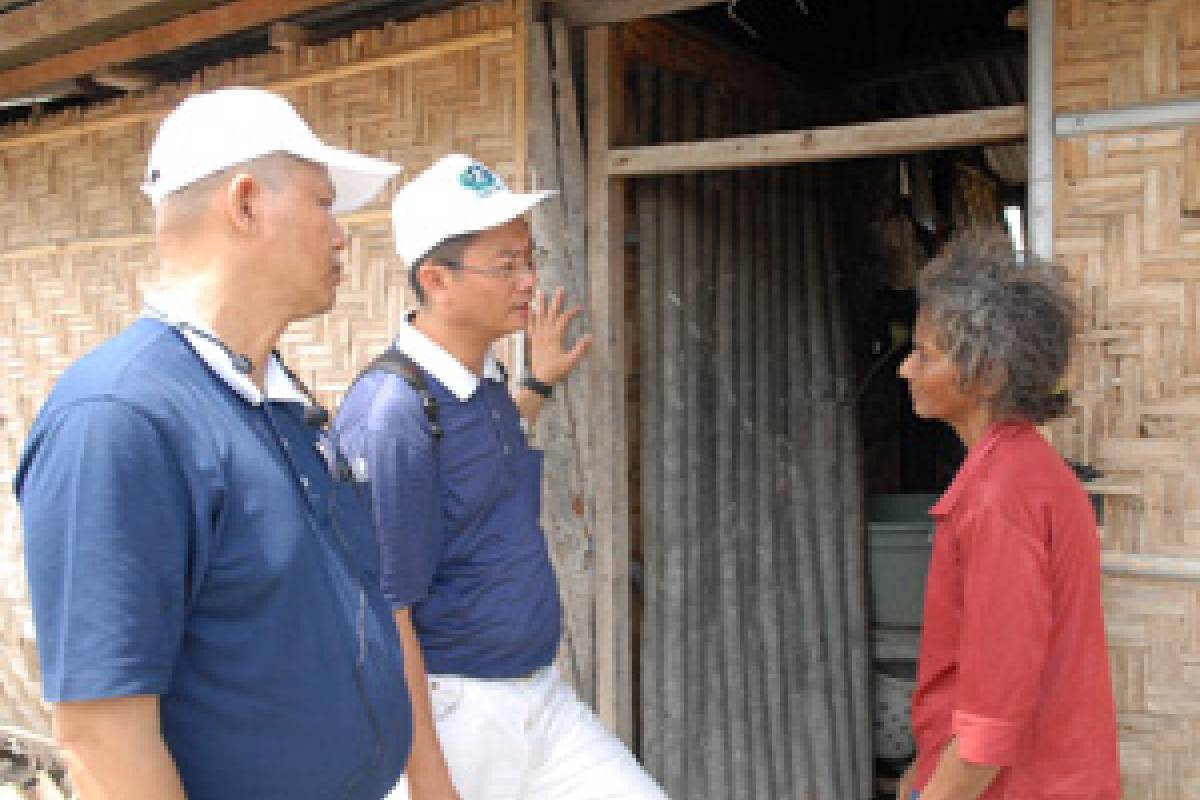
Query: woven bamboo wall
xmin=1052 ymin=1 xmax=1200 ymax=797
xmin=0 ymin=0 xmax=521 ymax=736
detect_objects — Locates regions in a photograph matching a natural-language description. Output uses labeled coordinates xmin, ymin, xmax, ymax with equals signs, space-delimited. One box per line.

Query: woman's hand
xmin=896 ymin=760 xmax=917 ymax=800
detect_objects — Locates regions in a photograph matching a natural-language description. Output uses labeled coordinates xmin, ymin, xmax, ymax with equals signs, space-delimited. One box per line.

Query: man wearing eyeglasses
xmin=332 ymin=155 xmax=667 ymax=800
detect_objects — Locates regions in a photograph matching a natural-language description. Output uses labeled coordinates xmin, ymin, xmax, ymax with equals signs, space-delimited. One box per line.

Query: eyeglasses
xmin=442 ymin=247 xmax=547 ymax=278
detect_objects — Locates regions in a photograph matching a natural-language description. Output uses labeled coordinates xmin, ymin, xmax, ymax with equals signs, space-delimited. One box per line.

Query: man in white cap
xmin=332 ymin=154 xmax=667 ymax=800
xmin=16 ymin=87 xmax=411 ymax=800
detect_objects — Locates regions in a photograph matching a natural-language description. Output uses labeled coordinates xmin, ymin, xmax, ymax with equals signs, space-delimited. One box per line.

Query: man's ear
xmin=224 ymin=172 xmax=259 ymax=234
xmin=416 ymin=261 xmax=453 ymax=305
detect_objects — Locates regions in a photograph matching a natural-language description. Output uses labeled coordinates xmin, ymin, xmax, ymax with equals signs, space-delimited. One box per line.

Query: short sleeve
xmin=17 ymin=399 xmax=191 ymax=702
xmin=338 ymin=381 xmax=441 ymax=608
xmin=952 ymin=500 xmax=1052 ymax=766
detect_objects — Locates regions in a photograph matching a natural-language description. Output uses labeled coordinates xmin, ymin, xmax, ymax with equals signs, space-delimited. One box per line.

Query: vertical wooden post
xmin=585 ymin=23 xmax=632 ymax=745
xmin=527 ymin=11 xmax=598 ymax=702
xmin=551 ymin=18 xmax=588 ymax=281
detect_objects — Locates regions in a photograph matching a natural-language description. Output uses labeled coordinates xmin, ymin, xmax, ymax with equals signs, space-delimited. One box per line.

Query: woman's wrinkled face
xmin=898 ymin=310 xmax=987 ymax=428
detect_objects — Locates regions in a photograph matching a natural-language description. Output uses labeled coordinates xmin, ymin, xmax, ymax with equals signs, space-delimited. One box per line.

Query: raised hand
xmin=528 ymin=287 xmax=593 ymax=386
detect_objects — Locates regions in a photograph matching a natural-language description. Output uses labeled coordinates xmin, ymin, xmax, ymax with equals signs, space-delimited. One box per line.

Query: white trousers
xmin=385 ymin=667 xmax=668 ymax=800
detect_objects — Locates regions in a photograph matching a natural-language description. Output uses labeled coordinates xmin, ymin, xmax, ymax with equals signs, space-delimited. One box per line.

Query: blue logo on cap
xmin=459 ymin=163 xmax=499 ymax=196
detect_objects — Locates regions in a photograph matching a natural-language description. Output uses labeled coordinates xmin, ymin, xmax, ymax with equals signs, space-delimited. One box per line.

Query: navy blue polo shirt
xmin=332 ymin=326 xmax=561 ymax=678
xmin=15 ymin=317 xmax=410 ymax=800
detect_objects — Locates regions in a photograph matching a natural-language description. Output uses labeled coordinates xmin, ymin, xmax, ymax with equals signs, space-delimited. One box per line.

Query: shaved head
xmin=155 ymin=152 xmax=307 ymax=238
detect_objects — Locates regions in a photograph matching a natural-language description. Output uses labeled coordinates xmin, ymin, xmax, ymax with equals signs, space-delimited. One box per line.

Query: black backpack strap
xmin=353 ymin=348 xmax=442 ymax=439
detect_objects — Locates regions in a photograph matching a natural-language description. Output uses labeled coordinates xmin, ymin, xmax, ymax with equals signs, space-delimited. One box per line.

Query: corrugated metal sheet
xmin=630 ymin=59 xmax=871 ymax=800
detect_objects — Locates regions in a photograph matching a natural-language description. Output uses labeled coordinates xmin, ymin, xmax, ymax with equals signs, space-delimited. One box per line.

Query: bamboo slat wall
xmin=0 ymin=0 xmax=523 ymax=736
xmin=627 ymin=56 xmax=871 ymax=799
xmin=1053 ymin=1 xmax=1200 ymax=797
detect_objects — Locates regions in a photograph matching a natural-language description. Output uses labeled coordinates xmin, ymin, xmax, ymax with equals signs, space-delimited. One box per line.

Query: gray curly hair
xmin=917 ymin=228 xmax=1076 ymax=424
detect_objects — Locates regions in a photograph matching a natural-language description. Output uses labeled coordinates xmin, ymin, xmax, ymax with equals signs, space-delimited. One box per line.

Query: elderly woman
xmin=895 ymin=231 xmax=1120 ymax=800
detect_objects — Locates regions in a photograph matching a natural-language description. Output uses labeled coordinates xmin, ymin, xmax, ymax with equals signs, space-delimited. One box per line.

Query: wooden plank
xmin=550 ymin=0 xmax=720 ymax=27
xmin=525 ymin=15 xmax=595 ymax=704
xmin=0 ymin=0 xmax=174 ymax=49
xmin=656 ymin=65 xmax=685 ymax=795
xmin=268 ymin=21 xmax=313 ymax=52
xmin=585 ymin=22 xmax=633 ymax=746
xmin=0 ymin=0 xmax=215 ymax=68
xmin=607 ymin=105 xmax=1028 ymax=175
xmin=90 ymin=66 xmax=156 ymax=91
xmin=0 ymin=0 xmax=354 ymax=100
xmin=633 ymin=61 xmax=662 ymax=778
xmin=551 ymin=18 xmax=587 ymax=281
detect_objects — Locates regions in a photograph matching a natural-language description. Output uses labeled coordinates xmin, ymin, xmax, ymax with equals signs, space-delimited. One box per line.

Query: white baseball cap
xmin=391 ymin=154 xmax=555 ymax=265
xmin=142 ymin=87 xmax=401 ymax=213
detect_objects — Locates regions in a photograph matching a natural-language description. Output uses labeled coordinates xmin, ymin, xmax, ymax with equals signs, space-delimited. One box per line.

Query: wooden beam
xmin=91 ymin=66 xmax=156 ymax=91
xmin=550 ymin=0 xmax=719 ymax=27
xmin=0 ymin=0 xmax=224 ymax=72
xmin=268 ymin=21 xmax=312 ymax=52
xmin=0 ymin=26 xmax=513 ymax=150
xmin=0 ymin=0 xmax=350 ymax=100
xmin=585 ymin=23 xmax=633 ymax=746
xmin=606 ymin=105 xmax=1027 ymax=176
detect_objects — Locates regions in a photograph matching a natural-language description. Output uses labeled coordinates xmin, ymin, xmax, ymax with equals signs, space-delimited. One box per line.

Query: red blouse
xmin=911 ymin=421 xmax=1120 ymax=799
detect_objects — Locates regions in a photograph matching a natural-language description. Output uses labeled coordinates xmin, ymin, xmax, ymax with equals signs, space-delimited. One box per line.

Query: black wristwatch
xmin=522 ymin=375 xmax=554 ymax=399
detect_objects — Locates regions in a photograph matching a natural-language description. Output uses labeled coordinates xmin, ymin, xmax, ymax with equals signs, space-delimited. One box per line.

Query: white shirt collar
xmin=395 ymin=312 xmax=506 ymax=402
xmin=141 ymin=291 xmax=310 ymax=407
